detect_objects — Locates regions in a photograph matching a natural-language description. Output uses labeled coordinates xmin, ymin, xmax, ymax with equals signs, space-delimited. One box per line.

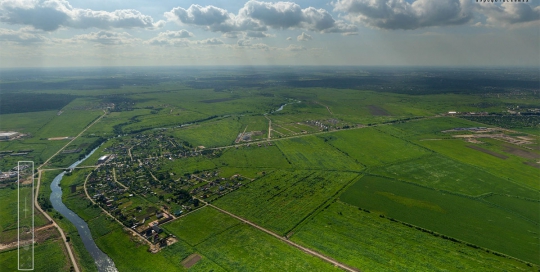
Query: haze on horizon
xmin=0 ymin=0 xmax=538 ymax=68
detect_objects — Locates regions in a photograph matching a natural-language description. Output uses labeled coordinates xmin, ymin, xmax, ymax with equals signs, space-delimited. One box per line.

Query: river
xmin=49 ymin=148 xmax=118 ymax=272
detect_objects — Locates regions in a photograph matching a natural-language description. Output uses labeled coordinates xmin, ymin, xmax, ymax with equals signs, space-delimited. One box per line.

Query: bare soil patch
xmin=181 ymin=253 xmax=202 ymax=268
xmin=367 ymin=105 xmax=390 ymax=116
xmin=503 ymin=145 xmax=540 ymax=160
xmin=524 ymin=162 xmax=540 ymax=169
xmin=467 ymin=145 xmax=508 ymax=159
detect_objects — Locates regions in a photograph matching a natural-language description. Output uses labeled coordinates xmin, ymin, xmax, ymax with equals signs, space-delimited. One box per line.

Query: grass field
xmin=319 ymin=127 xmax=429 ymax=167
xmin=167 ymin=117 xmax=242 ymax=148
xmin=0 ymin=239 xmax=69 ymax=271
xmin=371 ymin=154 xmax=539 ymax=199
xmin=214 ymin=170 xmax=360 ymax=235
xmin=340 ymin=175 xmax=539 ymax=264
xmin=291 ymin=201 xmax=537 ymax=271
xmin=163 ymin=206 xmax=240 ymax=246
xmin=276 ymin=136 xmax=364 ymax=171
xmin=217 ymin=145 xmax=291 ymax=170
xmin=417 ymin=139 xmax=539 ymax=190
xmin=484 ymin=195 xmax=540 ymax=224
xmin=195 ymin=224 xmax=340 ymax=271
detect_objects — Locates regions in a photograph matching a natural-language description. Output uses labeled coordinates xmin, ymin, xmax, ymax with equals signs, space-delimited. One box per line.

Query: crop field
xmin=35 ymin=107 xmax=104 ymax=139
xmin=418 ymin=139 xmax=539 ymax=190
xmin=195 ymin=224 xmax=339 ymax=271
xmin=340 ymin=175 xmax=539 ymax=264
xmin=214 ymin=170 xmax=360 ymax=235
xmin=371 ymin=154 xmax=539 ymax=199
xmin=167 ymin=117 xmax=243 ymax=148
xmin=163 ymin=207 xmax=240 ymax=246
xmin=291 ymin=201 xmax=537 ymax=271
xmin=319 ymin=127 xmax=429 ymax=167
xmin=0 ymin=239 xmax=69 ymax=271
xmin=276 ymin=136 xmax=364 ymax=171
xmin=217 ymin=145 xmax=291 ymax=170
xmin=120 ymin=110 xmax=208 ymax=134
xmin=484 ymin=195 xmax=540 ymax=223
xmin=0 ymin=110 xmax=58 ymax=135
xmin=379 ymin=117 xmax=486 ymax=139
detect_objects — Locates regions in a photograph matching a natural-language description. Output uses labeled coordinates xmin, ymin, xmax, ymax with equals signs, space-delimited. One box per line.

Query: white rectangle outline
xmin=18 ymin=161 xmax=34 ymax=271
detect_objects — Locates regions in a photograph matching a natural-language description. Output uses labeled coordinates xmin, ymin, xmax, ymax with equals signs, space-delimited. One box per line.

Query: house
xmin=152 ymin=225 xmax=163 ymax=234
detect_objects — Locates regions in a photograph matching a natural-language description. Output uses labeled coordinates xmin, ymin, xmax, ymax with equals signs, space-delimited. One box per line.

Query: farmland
xmin=0 ymin=66 xmax=538 ymax=271
xmin=340 ymin=175 xmax=539 ymax=264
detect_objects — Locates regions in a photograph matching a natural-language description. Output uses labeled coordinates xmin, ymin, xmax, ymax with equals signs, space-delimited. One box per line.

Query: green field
xmin=341 ymin=175 xmax=539 ymax=264
xmin=320 ymin=127 xmax=430 ymax=167
xmin=195 ymin=224 xmax=340 ymax=271
xmin=0 ymin=240 xmax=69 ymax=271
xmin=371 ymin=154 xmax=538 ymax=199
xmin=215 ymin=170 xmax=360 ymax=235
xmin=163 ymin=207 xmax=240 ymax=246
xmin=276 ymin=136 xmax=364 ymax=171
xmin=292 ymin=201 xmax=537 ymax=271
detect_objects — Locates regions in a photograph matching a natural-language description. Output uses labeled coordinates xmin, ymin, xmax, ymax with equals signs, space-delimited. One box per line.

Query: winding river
xmin=49 ymin=148 xmax=118 ymax=272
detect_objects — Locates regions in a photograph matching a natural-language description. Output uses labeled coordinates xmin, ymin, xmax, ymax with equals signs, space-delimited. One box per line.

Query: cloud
xmin=239 ymin=1 xmax=357 ymax=33
xmin=297 ymin=32 xmax=312 ymax=41
xmin=286 ymin=36 xmax=292 ymax=40
xmin=165 ymin=4 xmax=265 ymax=32
xmin=236 ymin=39 xmax=270 ymax=50
xmin=285 ymin=44 xmax=306 ymax=51
xmin=222 ymin=32 xmax=239 ymax=38
xmin=73 ymin=30 xmax=138 ymax=45
xmin=166 ymin=1 xmax=357 ymax=34
xmin=334 ymin=0 xmax=473 ymax=30
xmin=476 ymin=3 xmax=540 ymax=27
xmin=145 ymin=30 xmax=193 ymax=46
xmin=194 ymin=38 xmax=224 ymax=45
xmin=0 ymin=27 xmax=47 ymax=44
xmin=245 ymin=31 xmax=273 ymax=38
xmin=0 ymin=0 xmax=163 ymax=31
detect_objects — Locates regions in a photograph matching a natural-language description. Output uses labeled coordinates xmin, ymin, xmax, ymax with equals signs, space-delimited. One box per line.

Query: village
xmin=86 ymin=132 xmax=252 ymax=250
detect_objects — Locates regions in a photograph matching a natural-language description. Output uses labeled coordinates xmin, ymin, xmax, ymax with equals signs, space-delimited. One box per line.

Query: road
xmin=33 ymin=110 xmax=107 ymax=271
xmin=34 ymin=170 xmax=81 ymax=272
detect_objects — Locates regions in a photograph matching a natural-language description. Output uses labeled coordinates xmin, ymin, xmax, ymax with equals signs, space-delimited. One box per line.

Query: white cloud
xmin=73 ymin=31 xmax=138 ymax=45
xmin=165 ymin=4 xmax=266 ymax=33
xmin=166 ymin=1 xmax=357 ymax=34
xmin=0 ymin=27 xmax=48 ymax=44
xmin=285 ymin=44 xmax=306 ymax=51
xmin=286 ymin=36 xmax=292 ymax=40
xmin=245 ymin=31 xmax=274 ymax=38
xmin=145 ymin=30 xmax=193 ymax=46
xmin=0 ymin=0 xmax=163 ymax=31
xmin=222 ymin=32 xmax=239 ymax=39
xmin=334 ymin=0 xmax=473 ymax=30
xmin=239 ymin=1 xmax=357 ymax=33
xmin=297 ymin=32 xmax=312 ymax=41
xmin=194 ymin=38 xmax=224 ymax=45
xmin=476 ymin=3 xmax=540 ymax=27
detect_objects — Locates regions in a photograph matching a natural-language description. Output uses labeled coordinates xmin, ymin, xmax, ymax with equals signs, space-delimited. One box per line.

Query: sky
xmin=0 ymin=0 xmax=538 ymax=67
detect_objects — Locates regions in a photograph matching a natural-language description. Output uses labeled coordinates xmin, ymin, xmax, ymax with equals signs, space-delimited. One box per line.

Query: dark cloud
xmin=0 ymin=0 xmax=163 ymax=31
xmin=334 ymin=0 xmax=472 ymax=30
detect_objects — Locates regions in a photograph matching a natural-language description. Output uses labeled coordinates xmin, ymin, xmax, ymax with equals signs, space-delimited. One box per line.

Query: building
xmin=0 ymin=131 xmax=19 ymax=140
xmin=97 ymin=155 xmax=110 ymax=164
